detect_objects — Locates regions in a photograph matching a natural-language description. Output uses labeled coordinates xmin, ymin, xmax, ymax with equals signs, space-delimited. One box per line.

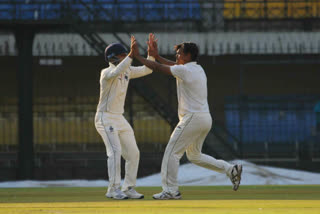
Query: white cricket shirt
xmin=96 ymin=56 xmax=154 ymax=114
xmin=170 ymin=61 xmax=210 ymax=116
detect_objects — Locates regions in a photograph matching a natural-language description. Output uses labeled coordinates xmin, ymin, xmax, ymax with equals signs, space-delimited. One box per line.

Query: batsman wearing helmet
xmin=95 ymin=36 xmax=155 ymax=200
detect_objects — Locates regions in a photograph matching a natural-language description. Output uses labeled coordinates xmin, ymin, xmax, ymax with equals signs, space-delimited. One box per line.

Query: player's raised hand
xmin=147 ymin=33 xmax=158 ymax=58
xmin=129 ymin=36 xmax=139 ymax=58
xmin=132 ymin=36 xmax=140 ymax=57
xmin=151 ymin=33 xmax=158 ymax=53
xmin=146 ymin=34 xmax=152 ymax=55
xmin=146 ymin=33 xmax=151 ymax=48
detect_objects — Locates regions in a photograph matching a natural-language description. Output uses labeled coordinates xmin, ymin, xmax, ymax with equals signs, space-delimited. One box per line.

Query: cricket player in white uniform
xmin=95 ymin=36 xmax=155 ymax=200
xmin=133 ymin=34 xmax=243 ymax=199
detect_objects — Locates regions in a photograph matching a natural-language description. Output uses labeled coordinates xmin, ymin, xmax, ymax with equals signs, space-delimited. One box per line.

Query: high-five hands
xmin=129 ymin=34 xmax=158 ymax=60
xmin=147 ymin=33 xmax=158 ymax=58
xmin=128 ymin=36 xmax=139 ymax=58
xmin=129 ymin=33 xmax=171 ymax=75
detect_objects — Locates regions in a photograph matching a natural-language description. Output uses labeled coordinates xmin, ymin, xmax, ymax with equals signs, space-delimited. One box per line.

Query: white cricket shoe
xmin=123 ymin=187 xmax=144 ymax=199
xmin=106 ymin=187 xmax=128 ymax=200
xmin=229 ymin=164 xmax=243 ymax=191
xmin=153 ymin=191 xmax=182 ymax=200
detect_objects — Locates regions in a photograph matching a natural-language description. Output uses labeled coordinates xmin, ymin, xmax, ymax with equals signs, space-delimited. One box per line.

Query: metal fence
xmin=0 ymin=98 xmax=17 ymax=150
xmin=0 ymin=95 xmax=172 ymax=152
xmin=2 ymin=94 xmax=319 ymax=158
xmin=0 ymin=59 xmax=173 ymax=152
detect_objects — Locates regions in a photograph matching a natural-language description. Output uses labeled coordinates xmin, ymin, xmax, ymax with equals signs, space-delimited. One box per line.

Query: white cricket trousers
xmin=95 ymin=112 xmax=139 ymax=191
xmin=161 ymin=112 xmax=233 ymax=193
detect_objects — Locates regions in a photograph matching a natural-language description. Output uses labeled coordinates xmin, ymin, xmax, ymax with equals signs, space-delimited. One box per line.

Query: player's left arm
xmin=129 ymin=56 xmax=155 ymax=79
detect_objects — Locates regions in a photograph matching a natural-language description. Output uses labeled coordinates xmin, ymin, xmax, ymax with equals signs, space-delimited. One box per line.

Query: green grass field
xmin=0 ymin=185 xmax=320 ymax=214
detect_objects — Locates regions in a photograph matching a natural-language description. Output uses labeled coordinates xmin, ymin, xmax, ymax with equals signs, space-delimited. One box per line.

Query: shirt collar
xmin=109 ymin=62 xmax=116 ymax=68
xmin=185 ymin=61 xmax=197 ymax=65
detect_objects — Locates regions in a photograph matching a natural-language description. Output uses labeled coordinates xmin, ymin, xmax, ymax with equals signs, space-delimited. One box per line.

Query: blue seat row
xmin=0 ymin=3 xmax=61 ymax=20
xmin=0 ymin=1 xmax=201 ymax=21
xmin=225 ymin=104 xmax=317 ymax=144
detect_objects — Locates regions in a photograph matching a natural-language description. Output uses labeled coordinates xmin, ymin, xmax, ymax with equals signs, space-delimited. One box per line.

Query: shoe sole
xmin=152 ymin=196 xmax=182 ymax=200
xmin=106 ymin=195 xmax=129 ymax=200
xmin=128 ymin=195 xmax=144 ymax=199
xmin=233 ymin=165 xmax=243 ymax=191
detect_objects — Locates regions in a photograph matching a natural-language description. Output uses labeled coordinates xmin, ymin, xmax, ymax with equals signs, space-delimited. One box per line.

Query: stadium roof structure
xmin=1 ymin=32 xmax=320 ymax=56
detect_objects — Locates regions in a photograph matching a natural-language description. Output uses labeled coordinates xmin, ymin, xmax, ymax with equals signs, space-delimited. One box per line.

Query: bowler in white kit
xmin=95 ymin=36 xmax=155 ymax=200
xmin=132 ymin=34 xmax=243 ymax=199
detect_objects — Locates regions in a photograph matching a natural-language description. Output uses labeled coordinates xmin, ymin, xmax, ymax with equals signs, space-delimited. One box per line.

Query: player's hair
xmin=174 ymin=42 xmax=199 ymax=62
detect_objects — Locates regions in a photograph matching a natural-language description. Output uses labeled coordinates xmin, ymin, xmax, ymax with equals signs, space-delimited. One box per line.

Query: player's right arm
xmin=155 ymin=54 xmax=176 ymax=66
xmin=135 ymin=55 xmax=172 ymax=76
xmin=152 ymin=43 xmax=176 ymax=66
xmin=101 ymin=56 xmax=132 ymax=80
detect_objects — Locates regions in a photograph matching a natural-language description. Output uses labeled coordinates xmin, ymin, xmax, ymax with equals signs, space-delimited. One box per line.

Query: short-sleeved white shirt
xmin=170 ymin=62 xmax=210 ymax=116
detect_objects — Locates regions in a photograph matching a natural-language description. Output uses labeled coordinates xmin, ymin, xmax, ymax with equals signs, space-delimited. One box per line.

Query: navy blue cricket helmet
xmin=104 ymin=43 xmax=127 ymax=64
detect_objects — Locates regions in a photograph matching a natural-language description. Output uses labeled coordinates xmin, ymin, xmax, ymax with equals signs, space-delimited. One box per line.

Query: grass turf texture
xmin=0 ymin=185 xmax=319 ymax=213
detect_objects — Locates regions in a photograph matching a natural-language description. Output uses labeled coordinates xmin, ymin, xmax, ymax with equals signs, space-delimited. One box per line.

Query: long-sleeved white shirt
xmin=96 ymin=56 xmax=154 ymax=114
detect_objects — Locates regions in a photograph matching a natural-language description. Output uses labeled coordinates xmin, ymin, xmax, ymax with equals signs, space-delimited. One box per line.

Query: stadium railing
xmin=0 ymin=95 xmax=172 ymax=151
